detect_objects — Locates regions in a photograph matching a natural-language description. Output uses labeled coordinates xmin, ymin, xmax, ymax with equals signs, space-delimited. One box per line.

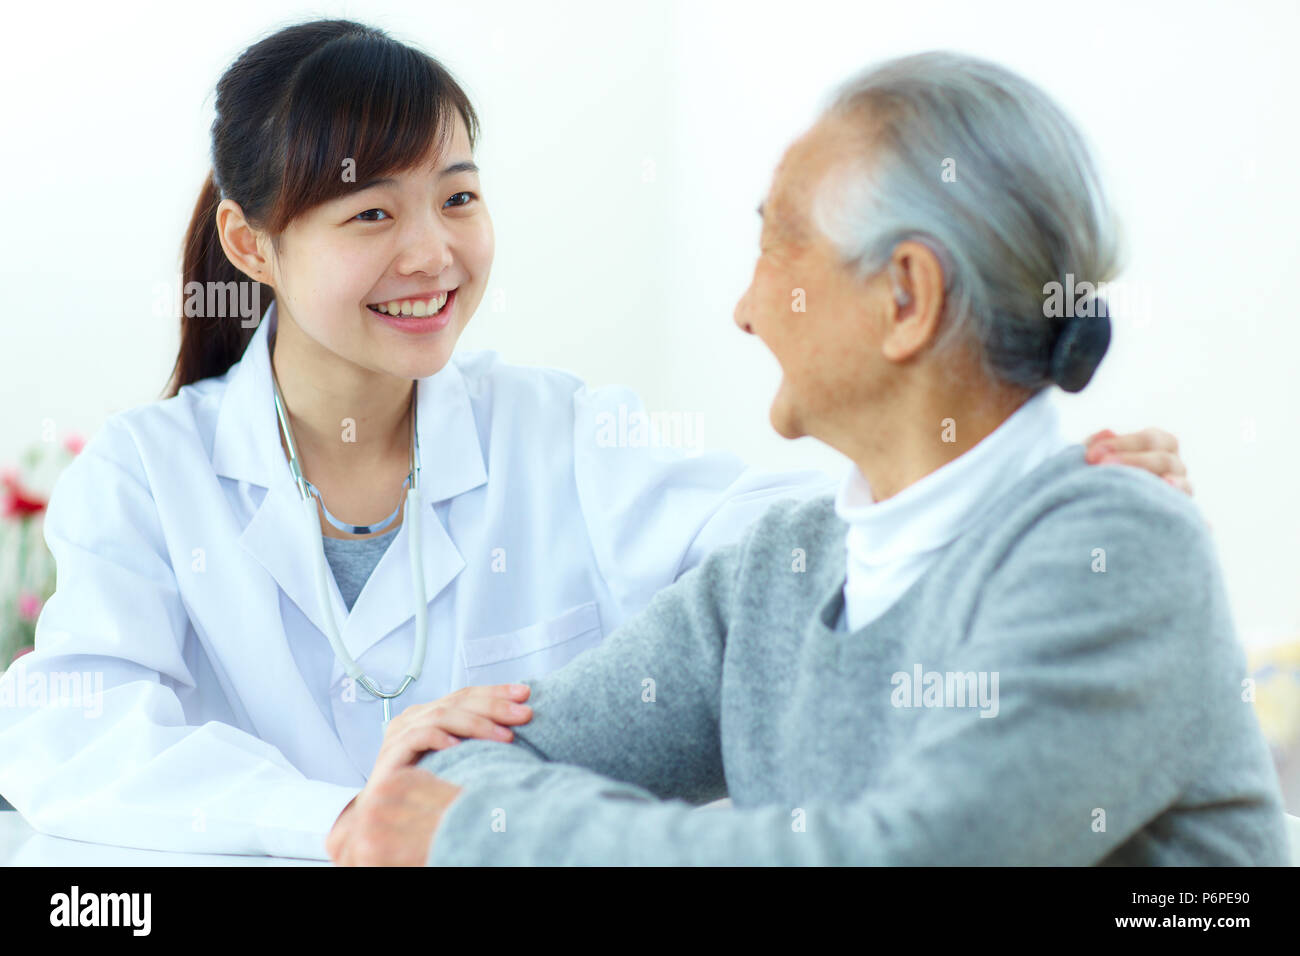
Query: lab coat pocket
xmin=460 ymin=601 xmax=603 ymax=685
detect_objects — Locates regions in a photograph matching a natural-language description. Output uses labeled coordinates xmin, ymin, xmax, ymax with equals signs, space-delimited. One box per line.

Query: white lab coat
xmin=0 ymin=300 xmax=834 ymax=859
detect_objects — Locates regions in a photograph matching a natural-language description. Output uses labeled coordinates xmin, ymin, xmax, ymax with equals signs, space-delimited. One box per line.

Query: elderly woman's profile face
xmin=734 ymin=116 xmax=897 ymax=443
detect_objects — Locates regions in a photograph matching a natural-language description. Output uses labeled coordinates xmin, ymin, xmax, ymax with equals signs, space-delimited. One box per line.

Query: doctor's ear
xmin=214 ymin=198 xmax=274 ymax=287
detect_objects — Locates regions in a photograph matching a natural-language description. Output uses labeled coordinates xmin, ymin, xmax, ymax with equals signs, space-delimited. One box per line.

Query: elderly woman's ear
xmin=879 ymin=240 xmax=946 ymax=362
xmin=1083 ymin=427 xmax=1191 ymax=495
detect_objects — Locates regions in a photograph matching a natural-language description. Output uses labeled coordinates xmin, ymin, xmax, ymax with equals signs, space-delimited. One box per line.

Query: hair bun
xmin=1049 ymin=305 xmax=1111 ymax=392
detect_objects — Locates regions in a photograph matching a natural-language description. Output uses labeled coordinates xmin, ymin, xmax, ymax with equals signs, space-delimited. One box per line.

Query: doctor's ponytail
xmin=163 ymin=18 xmax=479 ymax=397
xmin=166 ymin=169 xmax=274 ymax=396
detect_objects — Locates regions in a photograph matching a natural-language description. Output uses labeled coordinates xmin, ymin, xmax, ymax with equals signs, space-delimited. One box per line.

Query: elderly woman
xmin=329 ymin=51 xmax=1287 ymax=865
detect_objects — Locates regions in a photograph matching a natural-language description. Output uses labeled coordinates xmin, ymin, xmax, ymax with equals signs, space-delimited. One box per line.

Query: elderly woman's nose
xmin=734 ymin=288 xmax=756 ymax=334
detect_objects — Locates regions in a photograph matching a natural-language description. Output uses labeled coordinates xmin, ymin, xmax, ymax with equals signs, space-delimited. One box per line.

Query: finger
xmin=1103 ymin=449 xmax=1187 ymax=477
xmin=1163 ymin=474 xmax=1194 ymax=497
xmin=377 ymin=714 xmax=512 ymax=777
xmin=372 ymin=726 xmax=462 ymax=778
xmin=470 ymin=696 xmax=534 ymax=724
xmin=1084 ymin=428 xmax=1117 ymax=447
xmin=451 ymin=689 xmax=533 ymax=723
xmin=1103 ymin=427 xmax=1179 ymax=455
xmin=462 ymin=683 xmax=532 ymax=701
xmin=406 ymin=709 xmax=521 ymax=742
xmin=402 ymin=686 xmax=529 ymax=730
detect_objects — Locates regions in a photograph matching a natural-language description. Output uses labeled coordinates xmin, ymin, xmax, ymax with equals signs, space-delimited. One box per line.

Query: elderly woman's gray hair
xmin=812 ymin=51 xmax=1121 ymax=392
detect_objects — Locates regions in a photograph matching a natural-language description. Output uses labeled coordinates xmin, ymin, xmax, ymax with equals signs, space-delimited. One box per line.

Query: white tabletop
xmin=6 ymin=805 xmax=1296 ymax=865
xmin=0 ymin=811 xmax=328 ymax=866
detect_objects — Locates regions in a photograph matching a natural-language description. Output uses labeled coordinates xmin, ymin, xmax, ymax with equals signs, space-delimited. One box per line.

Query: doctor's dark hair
xmin=164 ymin=18 xmax=479 ymax=397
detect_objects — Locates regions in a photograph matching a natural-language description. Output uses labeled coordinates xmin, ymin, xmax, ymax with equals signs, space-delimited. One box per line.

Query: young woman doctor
xmin=0 ymin=19 xmax=1190 ymax=860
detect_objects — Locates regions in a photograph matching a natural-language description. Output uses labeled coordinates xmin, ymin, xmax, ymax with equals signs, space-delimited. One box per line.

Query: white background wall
xmin=2 ymin=0 xmax=1297 ymax=648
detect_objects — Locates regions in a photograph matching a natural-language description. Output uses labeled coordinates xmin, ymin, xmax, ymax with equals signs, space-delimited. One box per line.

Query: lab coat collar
xmin=210 ymin=299 xmax=486 ymax=667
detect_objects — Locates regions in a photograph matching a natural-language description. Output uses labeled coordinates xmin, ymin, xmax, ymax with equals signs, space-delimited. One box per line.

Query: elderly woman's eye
xmin=444 ymin=191 xmax=477 ymax=208
xmin=354 ymin=208 xmax=389 ymax=222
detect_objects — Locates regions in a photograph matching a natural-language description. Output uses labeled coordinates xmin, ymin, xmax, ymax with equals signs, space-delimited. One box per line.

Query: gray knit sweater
xmin=417 ymin=446 xmax=1287 ymax=865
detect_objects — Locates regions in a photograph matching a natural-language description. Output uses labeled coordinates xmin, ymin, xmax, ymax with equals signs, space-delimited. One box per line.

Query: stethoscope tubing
xmin=271 ymin=362 xmax=428 ymax=717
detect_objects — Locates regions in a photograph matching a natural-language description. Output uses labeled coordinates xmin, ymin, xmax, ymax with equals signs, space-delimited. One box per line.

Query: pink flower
xmin=63 ymin=434 xmax=85 ymax=456
xmin=11 ymin=646 xmax=34 ymax=662
xmin=17 ymin=592 xmax=43 ymax=622
xmin=1 ymin=472 xmax=46 ymax=519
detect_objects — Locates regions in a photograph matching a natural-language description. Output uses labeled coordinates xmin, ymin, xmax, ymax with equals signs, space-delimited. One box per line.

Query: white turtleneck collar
xmin=833 ymin=388 xmax=1071 ymax=632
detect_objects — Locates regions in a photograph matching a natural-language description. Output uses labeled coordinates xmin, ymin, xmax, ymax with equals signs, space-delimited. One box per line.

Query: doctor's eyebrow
xmin=351 ymin=161 xmax=481 ymax=193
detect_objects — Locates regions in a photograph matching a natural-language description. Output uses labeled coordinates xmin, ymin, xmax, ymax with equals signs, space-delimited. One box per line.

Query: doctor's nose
xmin=397 ymin=220 xmax=455 ymax=277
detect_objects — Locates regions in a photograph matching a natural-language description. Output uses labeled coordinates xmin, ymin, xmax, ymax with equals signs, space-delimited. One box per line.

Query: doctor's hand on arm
xmin=369 ymin=682 xmax=534 ymax=780
xmin=326 ymin=682 xmax=532 ymax=852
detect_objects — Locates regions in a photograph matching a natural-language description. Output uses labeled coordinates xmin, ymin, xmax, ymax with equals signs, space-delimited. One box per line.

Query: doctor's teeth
xmin=371 ymin=293 xmax=448 ymax=316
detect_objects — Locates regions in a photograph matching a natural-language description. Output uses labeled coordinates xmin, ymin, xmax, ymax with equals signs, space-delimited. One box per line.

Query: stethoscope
xmin=269 ymin=347 xmax=428 ymax=728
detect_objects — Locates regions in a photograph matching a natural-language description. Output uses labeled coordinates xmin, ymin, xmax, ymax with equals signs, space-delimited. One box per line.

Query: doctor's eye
xmin=444 ymin=191 xmax=477 ymax=209
xmin=354 ymin=208 xmax=391 ymax=222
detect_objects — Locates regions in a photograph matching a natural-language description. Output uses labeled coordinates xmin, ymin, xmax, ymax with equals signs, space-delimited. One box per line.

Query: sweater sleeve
xmin=418 ymin=532 xmax=744 ymax=863
xmin=426 ymin=478 xmax=1266 ymax=865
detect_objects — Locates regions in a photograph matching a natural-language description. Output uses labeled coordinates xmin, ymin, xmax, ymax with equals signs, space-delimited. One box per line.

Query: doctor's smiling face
xmin=260 ymin=114 xmax=494 ymax=383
